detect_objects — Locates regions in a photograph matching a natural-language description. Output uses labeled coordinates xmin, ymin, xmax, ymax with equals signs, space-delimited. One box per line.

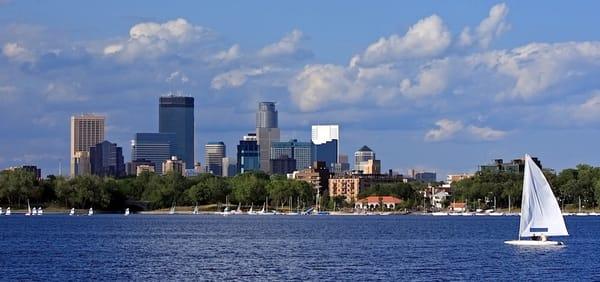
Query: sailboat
xmin=69 ymin=208 xmax=75 ymax=216
xmin=5 ymin=207 xmax=11 ymax=216
xmin=247 ymin=203 xmax=257 ymax=215
xmin=32 ymin=207 xmax=38 ymax=216
xmin=576 ymin=196 xmax=588 ymax=216
xmin=505 ymin=154 xmax=569 ymax=246
xmin=88 ymin=207 xmax=94 ymax=216
xmin=169 ymin=202 xmax=176 ymax=215
xmin=25 ymin=200 xmax=32 ymax=216
xmin=124 ymin=208 xmax=130 ymax=216
xmin=192 ymin=203 xmax=199 ymax=215
xmin=37 ymin=207 xmax=43 ymax=216
xmin=0 ymin=207 xmax=3 ymax=215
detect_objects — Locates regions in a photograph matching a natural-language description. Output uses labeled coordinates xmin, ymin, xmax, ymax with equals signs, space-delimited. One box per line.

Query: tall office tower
xmin=89 ymin=140 xmax=125 ymax=178
xmin=131 ymin=133 xmax=176 ymax=174
xmin=237 ymin=133 xmax=259 ymax=174
xmin=205 ymin=142 xmax=226 ymax=176
xmin=354 ymin=145 xmax=376 ymax=171
xmin=70 ymin=114 xmax=105 ymax=176
xmin=159 ymin=95 xmax=194 ymax=169
xmin=311 ymin=125 xmax=339 ymax=169
xmin=270 ymin=139 xmax=313 ymax=171
xmin=256 ymin=102 xmax=280 ymax=173
xmin=221 ymin=157 xmax=237 ymax=177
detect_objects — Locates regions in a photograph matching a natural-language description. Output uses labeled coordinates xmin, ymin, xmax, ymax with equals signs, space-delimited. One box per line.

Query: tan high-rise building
xmin=70 ymin=114 xmax=105 ymax=176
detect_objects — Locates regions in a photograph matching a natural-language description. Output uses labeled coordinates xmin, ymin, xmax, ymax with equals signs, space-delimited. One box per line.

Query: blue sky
xmin=2 ymin=1 xmax=600 ymax=178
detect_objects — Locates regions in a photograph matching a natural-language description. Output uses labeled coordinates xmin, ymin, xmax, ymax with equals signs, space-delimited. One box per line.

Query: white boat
xmin=0 ymin=207 xmax=3 ymax=215
xmin=37 ymin=207 xmax=43 ymax=215
xmin=5 ymin=207 xmax=11 ymax=216
xmin=69 ymin=208 xmax=75 ymax=216
xmin=448 ymin=212 xmax=462 ymax=216
xmin=192 ymin=204 xmax=199 ymax=215
xmin=169 ymin=203 xmax=175 ymax=215
xmin=32 ymin=207 xmax=38 ymax=216
xmin=124 ymin=208 xmax=130 ymax=216
xmin=461 ymin=212 xmax=474 ymax=216
xmin=589 ymin=212 xmax=599 ymax=216
xmin=88 ymin=207 xmax=94 ymax=216
xmin=25 ymin=200 xmax=32 ymax=216
xmin=489 ymin=212 xmax=505 ymax=216
xmin=431 ymin=212 xmax=448 ymax=216
xmin=505 ymin=154 xmax=569 ymax=246
xmin=247 ymin=204 xmax=257 ymax=215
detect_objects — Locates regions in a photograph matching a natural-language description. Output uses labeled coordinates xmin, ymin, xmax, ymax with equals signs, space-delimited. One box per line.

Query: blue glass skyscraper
xmin=237 ymin=133 xmax=259 ymax=174
xmin=132 ymin=133 xmax=176 ymax=174
xmin=159 ymin=96 xmax=194 ymax=169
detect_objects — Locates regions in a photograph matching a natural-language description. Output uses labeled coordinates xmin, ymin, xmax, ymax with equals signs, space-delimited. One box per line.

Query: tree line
xmin=452 ymin=164 xmax=600 ymax=210
xmin=0 ymin=170 xmax=314 ymax=211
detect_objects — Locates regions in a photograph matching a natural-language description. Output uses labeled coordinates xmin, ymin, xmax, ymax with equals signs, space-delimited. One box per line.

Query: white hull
xmin=489 ymin=212 xmax=504 ymax=216
xmin=505 ymin=240 xmax=564 ymax=246
xmin=431 ymin=212 xmax=448 ymax=216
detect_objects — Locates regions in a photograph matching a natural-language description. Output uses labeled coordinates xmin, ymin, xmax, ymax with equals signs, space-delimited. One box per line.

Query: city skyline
xmin=3 ymin=1 xmax=600 ymax=178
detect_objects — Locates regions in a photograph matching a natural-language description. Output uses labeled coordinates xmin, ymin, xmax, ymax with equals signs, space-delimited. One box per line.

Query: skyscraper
xmin=131 ymin=133 xmax=176 ymax=174
xmin=205 ymin=142 xmax=226 ymax=176
xmin=270 ymin=139 xmax=313 ymax=171
xmin=89 ymin=140 xmax=125 ymax=178
xmin=159 ymin=95 xmax=194 ymax=169
xmin=237 ymin=133 xmax=259 ymax=174
xmin=256 ymin=102 xmax=280 ymax=173
xmin=354 ymin=145 xmax=376 ymax=172
xmin=311 ymin=125 xmax=339 ymax=169
xmin=70 ymin=114 xmax=105 ymax=176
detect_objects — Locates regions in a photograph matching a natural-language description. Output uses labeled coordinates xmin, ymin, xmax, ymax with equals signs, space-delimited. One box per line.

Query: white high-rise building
xmin=311 ymin=125 xmax=339 ymax=167
xmin=70 ymin=114 xmax=105 ymax=177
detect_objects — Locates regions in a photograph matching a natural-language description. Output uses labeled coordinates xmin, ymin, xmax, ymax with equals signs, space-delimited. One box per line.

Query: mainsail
xmin=519 ymin=154 xmax=569 ymax=237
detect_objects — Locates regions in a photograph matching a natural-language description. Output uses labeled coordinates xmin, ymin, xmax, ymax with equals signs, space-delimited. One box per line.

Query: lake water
xmin=1 ymin=214 xmax=599 ymax=281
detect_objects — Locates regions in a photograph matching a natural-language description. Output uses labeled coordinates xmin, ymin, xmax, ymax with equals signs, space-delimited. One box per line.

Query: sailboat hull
xmin=504 ymin=240 xmax=564 ymax=246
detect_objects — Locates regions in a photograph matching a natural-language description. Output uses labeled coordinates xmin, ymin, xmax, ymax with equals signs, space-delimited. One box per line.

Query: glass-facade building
xmin=159 ymin=96 xmax=194 ymax=169
xmin=270 ymin=139 xmax=314 ymax=171
xmin=132 ymin=133 xmax=176 ymax=174
xmin=90 ymin=140 xmax=125 ymax=178
xmin=237 ymin=133 xmax=259 ymax=174
xmin=205 ymin=142 xmax=226 ymax=176
xmin=256 ymin=102 xmax=280 ymax=173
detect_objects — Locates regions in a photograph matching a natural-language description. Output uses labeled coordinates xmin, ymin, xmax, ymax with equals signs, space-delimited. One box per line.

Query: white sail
xmin=37 ymin=207 xmax=43 ymax=215
xmin=519 ymin=154 xmax=569 ymax=237
xmin=69 ymin=208 xmax=75 ymax=216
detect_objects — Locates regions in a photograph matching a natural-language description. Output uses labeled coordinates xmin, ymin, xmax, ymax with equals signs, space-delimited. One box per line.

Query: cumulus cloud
xmin=211 ymin=67 xmax=273 ymax=90
xmin=289 ymin=64 xmax=363 ymax=112
xmin=459 ymin=3 xmax=510 ymax=48
xmin=425 ymin=119 xmax=464 ymax=142
xmin=2 ymin=42 xmax=33 ymax=62
xmin=166 ymin=71 xmax=189 ymax=84
xmin=358 ymin=15 xmax=451 ymax=65
xmin=467 ymin=125 xmax=507 ymax=141
xmin=425 ymin=119 xmax=507 ymax=142
xmin=400 ymin=59 xmax=451 ymax=98
xmin=213 ymin=44 xmax=241 ymax=63
xmin=258 ymin=29 xmax=311 ymax=60
xmin=571 ymin=91 xmax=600 ymax=121
xmin=102 ymin=18 xmax=210 ymax=60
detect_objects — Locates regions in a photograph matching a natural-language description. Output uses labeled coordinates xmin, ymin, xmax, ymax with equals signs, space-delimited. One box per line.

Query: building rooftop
xmin=357 ymin=145 xmax=372 ymax=152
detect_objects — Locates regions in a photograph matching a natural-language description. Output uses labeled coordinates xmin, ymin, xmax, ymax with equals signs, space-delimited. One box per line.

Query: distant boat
xmin=69 ymin=208 xmax=75 ymax=216
xmin=0 ymin=207 xmax=3 ymax=215
xmin=32 ymin=207 xmax=38 ymax=216
xmin=169 ymin=202 xmax=176 ymax=215
xmin=5 ymin=207 xmax=11 ymax=216
xmin=25 ymin=200 xmax=32 ymax=216
xmin=489 ymin=212 xmax=505 ymax=216
xmin=576 ymin=196 xmax=588 ymax=216
xmin=192 ymin=204 xmax=199 ymax=215
xmin=247 ymin=203 xmax=257 ymax=215
xmin=37 ymin=207 xmax=43 ymax=216
xmin=124 ymin=208 xmax=130 ymax=216
xmin=88 ymin=207 xmax=94 ymax=216
xmin=432 ymin=212 xmax=448 ymax=216
xmin=505 ymin=154 xmax=568 ymax=246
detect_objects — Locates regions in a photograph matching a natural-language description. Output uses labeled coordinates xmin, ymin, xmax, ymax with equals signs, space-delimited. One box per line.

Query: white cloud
xmin=467 ymin=125 xmax=507 ymax=141
xmin=572 ymin=91 xmax=600 ymax=121
xmin=2 ymin=42 xmax=33 ymax=62
xmin=103 ymin=18 xmax=210 ymax=60
xmin=289 ymin=64 xmax=363 ymax=112
xmin=425 ymin=119 xmax=507 ymax=142
xmin=459 ymin=3 xmax=510 ymax=48
xmin=425 ymin=119 xmax=464 ymax=142
xmin=166 ymin=71 xmax=189 ymax=84
xmin=259 ymin=29 xmax=306 ymax=58
xmin=214 ymin=44 xmax=241 ymax=62
xmin=211 ymin=67 xmax=272 ymax=90
xmin=44 ymin=82 xmax=87 ymax=102
xmin=400 ymin=59 xmax=451 ymax=98
xmin=358 ymin=15 xmax=451 ymax=65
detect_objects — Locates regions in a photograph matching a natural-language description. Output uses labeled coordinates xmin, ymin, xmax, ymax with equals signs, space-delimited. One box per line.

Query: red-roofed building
xmin=355 ymin=196 xmax=402 ymax=210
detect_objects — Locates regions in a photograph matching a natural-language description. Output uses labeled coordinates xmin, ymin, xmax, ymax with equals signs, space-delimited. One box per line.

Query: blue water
xmin=1 ymin=215 xmax=599 ymax=281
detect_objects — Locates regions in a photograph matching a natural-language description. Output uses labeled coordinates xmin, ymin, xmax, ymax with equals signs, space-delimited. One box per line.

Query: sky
xmin=2 ymin=0 xmax=600 ymax=178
